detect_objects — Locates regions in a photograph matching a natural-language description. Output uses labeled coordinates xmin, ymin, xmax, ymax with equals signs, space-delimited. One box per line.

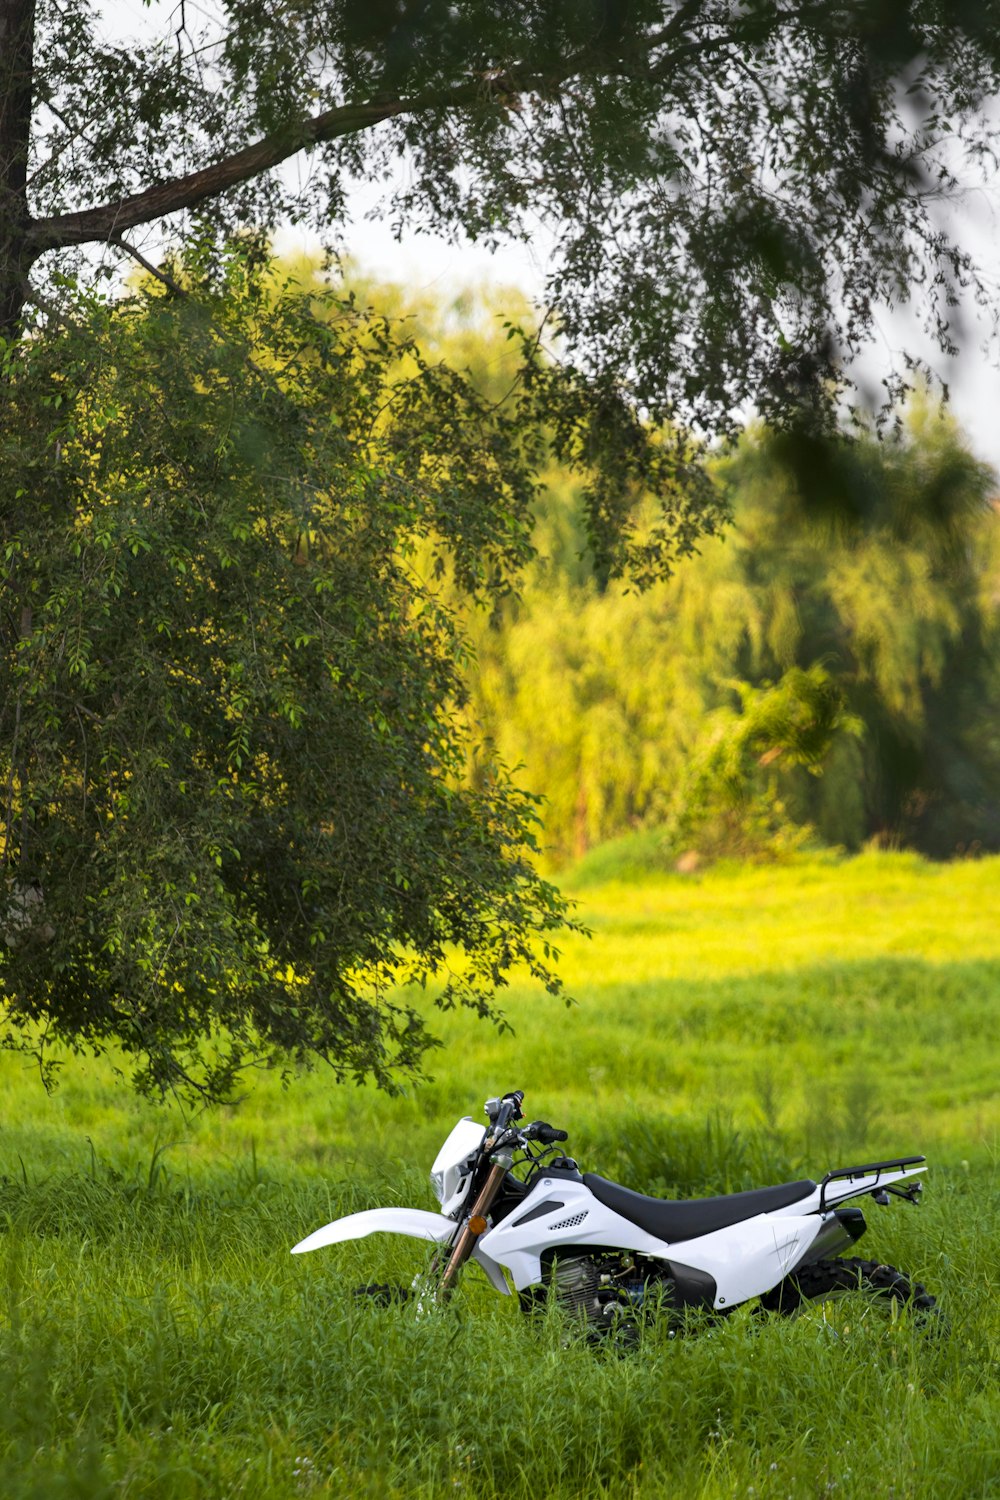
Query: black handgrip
xmin=528 ymin=1121 xmax=568 ymax=1144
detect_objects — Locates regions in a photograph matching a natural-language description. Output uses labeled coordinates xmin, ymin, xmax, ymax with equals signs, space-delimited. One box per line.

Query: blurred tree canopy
xmin=467 ymin=399 xmax=1000 ymax=863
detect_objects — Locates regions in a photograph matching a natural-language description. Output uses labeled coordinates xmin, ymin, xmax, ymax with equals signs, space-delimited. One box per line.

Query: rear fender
xmin=774 ymin=1165 xmax=927 ymax=1216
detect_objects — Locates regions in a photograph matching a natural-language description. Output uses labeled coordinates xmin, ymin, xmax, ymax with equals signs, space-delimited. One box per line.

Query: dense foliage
xmin=0 ymin=254 xmax=586 ymax=1101
xmin=466 ymin=403 xmax=1000 ymax=862
xmin=5 ymin=1 xmax=1000 ymax=1095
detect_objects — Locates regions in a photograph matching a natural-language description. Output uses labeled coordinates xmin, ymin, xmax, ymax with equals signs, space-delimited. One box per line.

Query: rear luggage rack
xmin=819 ymin=1155 xmax=925 ymax=1212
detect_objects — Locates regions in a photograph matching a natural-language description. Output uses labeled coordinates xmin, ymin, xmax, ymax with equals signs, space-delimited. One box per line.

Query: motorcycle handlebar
xmin=484 ymin=1093 xmax=570 ymax=1151
xmin=486 ymin=1089 xmax=525 ymax=1138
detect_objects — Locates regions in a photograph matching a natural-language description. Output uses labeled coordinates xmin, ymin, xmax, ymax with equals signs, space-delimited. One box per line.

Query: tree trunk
xmin=0 ymin=0 xmax=36 ymax=337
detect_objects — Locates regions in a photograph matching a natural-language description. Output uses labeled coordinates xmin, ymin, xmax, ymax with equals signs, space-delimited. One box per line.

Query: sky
xmin=92 ymin=1 xmax=1000 ymax=480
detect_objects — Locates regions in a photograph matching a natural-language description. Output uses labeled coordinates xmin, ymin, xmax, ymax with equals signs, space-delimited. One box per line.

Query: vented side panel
xmin=549 ymin=1211 xmax=588 ymax=1231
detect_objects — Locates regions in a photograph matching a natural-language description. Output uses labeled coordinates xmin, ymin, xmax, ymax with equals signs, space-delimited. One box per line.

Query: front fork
xmin=437 ymin=1153 xmax=512 ymax=1299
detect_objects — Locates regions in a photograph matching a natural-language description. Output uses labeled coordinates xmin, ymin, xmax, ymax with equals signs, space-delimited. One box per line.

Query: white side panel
xmin=478 ymin=1177 xmax=831 ymax=1307
xmin=667 ymin=1214 xmax=825 ymax=1307
xmin=479 ymin=1179 xmax=672 ymax=1292
xmin=471 ymin=1246 xmax=511 ymax=1295
xmin=291 ymin=1207 xmax=455 ymax=1255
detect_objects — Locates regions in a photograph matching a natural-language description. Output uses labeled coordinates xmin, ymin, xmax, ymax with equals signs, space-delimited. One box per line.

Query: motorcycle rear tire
xmin=759 ymin=1256 xmax=938 ymax=1320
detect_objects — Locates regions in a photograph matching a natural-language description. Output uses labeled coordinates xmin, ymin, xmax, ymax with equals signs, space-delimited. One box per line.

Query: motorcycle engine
xmin=547 ymin=1253 xmax=665 ymax=1333
xmin=549 ymin=1254 xmax=602 ymax=1319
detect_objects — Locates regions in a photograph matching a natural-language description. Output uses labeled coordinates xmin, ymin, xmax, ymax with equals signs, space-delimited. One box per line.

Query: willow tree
xmin=1 ymin=254 xmax=591 ymax=1100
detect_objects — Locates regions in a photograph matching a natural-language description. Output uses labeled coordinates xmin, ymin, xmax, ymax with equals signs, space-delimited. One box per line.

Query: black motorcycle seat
xmin=582 ymin=1173 xmax=818 ymax=1243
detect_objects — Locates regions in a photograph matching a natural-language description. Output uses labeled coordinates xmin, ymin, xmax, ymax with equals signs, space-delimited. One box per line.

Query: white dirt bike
xmin=291 ymin=1088 xmax=936 ymax=1330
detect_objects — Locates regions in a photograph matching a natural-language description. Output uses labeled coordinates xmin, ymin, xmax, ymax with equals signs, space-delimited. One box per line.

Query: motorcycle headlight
xmin=430 ymin=1168 xmax=446 ymax=1205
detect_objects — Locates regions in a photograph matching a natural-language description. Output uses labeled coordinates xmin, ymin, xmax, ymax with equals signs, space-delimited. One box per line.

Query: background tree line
xmin=464 ymin=398 xmax=1000 ymax=865
xmin=387 ymin=280 xmax=1000 ymax=867
xmin=287 ymin=261 xmax=1000 ymax=866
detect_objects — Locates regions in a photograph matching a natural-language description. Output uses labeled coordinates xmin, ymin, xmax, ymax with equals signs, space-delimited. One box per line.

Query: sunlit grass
xmin=2 ymin=851 xmax=999 ymax=1496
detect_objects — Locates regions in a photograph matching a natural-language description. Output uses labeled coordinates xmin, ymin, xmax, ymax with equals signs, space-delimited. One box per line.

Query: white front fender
xmin=291 ymin=1207 xmax=455 ymax=1254
xmin=290 ymin=1207 xmax=510 ymax=1296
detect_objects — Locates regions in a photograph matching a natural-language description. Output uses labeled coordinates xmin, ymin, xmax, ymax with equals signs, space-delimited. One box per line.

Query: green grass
xmin=2 ymin=851 xmax=1000 ymax=1497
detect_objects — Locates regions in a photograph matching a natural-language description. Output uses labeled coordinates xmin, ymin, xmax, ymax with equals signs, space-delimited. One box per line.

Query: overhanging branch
xmin=25 ymin=84 xmax=483 ymax=256
xmin=22 ymin=10 xmax=722 ymax=262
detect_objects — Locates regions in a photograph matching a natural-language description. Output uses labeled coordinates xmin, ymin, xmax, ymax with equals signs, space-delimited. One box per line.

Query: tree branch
xmin=23 ymin=2 xmax=726 ymax=262
xmin=110 ymin=233 xmax=189 ymax=298
xmin=25 ymin=84 xmax=486 ymax=257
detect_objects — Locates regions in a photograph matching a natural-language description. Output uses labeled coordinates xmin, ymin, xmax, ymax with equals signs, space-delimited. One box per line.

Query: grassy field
xmin=1 ymin=850 xmax=999 ymax=1498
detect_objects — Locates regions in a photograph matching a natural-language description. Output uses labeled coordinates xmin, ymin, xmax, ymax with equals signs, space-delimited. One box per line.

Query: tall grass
xmin=2 ymin=852 xmax=999 ymax=1497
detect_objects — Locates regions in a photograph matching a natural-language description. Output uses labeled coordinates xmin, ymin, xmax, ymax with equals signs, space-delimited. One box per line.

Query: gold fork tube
xmin=437 ymin=1162 xmax=508 ymax=1298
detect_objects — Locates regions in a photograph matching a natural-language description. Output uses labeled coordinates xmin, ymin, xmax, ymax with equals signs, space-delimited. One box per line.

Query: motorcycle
xmin=291 ymin=1088 xmax=936 ymax=1331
